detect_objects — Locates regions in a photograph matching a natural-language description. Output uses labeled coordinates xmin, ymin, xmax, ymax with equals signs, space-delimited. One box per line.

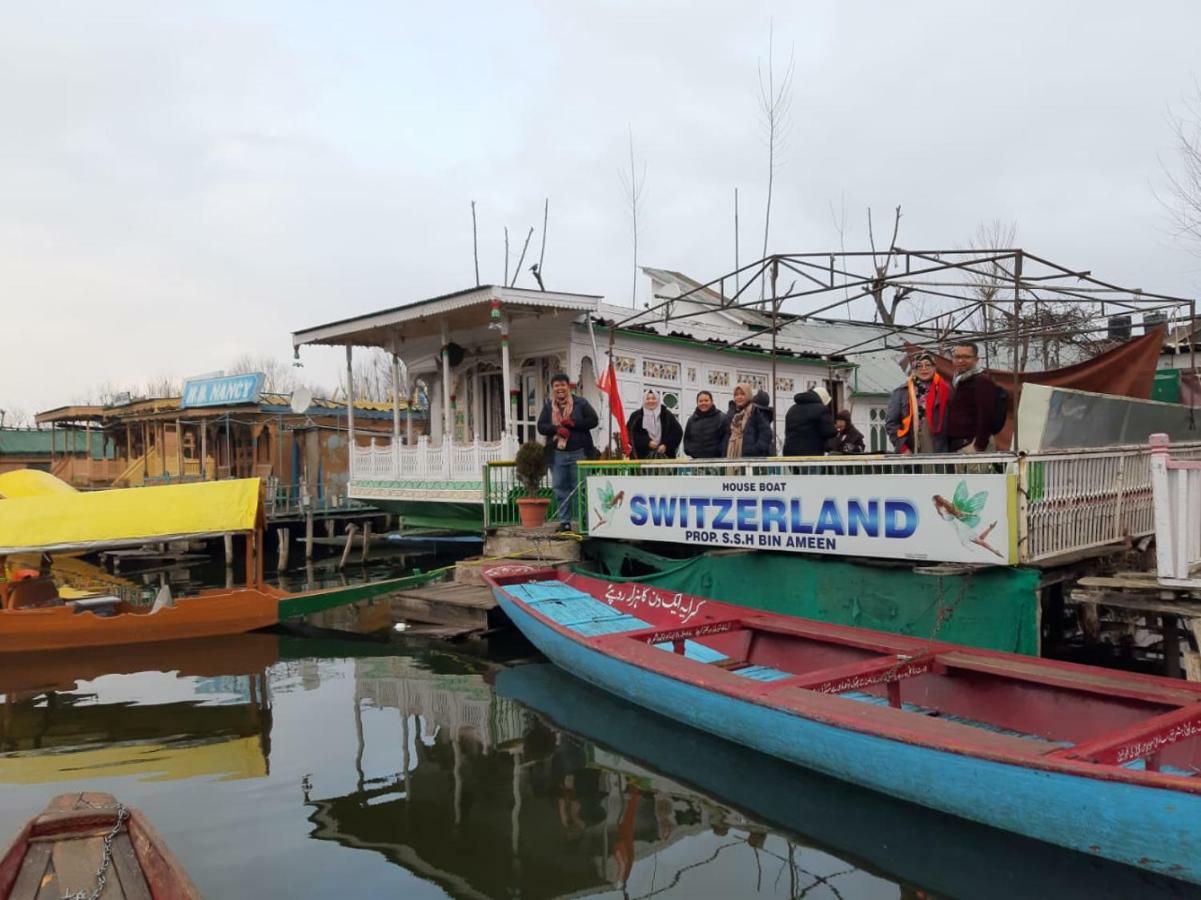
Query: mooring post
xmin=277 ymin=527 xmax=290 ymax=573
xmin=339 ymin=523 xmax=358 ymax=570
xmin=361 ymin=520 xmax=371 ymax=563
xmin=305 ymin=508 xmax=315 ymax=561
xmin=223 ymin=533 xmax=234 ymax=568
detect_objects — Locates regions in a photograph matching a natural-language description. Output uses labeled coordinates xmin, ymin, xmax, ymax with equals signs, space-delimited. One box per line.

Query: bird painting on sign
xmin=933 ymin=481 xmax=1001 ymax=558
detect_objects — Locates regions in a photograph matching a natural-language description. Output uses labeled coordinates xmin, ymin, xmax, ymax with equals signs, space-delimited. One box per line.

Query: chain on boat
xmin=60 ymin=800 xmax=126 ymax=900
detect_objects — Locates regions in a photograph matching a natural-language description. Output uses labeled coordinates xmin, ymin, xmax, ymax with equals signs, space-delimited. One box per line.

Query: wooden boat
xmin=0 ymin=474 xmax=417 ymax=652
xmin=485 ymin=565 xmax=1201 ymax=884
xmin=0 ymin=792 xmax=199 ymax=899
xmin=495 ymin=663 xmax=1189 ymax=900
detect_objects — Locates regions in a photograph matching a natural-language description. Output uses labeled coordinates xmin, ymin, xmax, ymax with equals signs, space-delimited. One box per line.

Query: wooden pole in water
xmin=361 ymin=520 xmax=371 ymax=562
xmin=305 ymin=506 xmax=314 ymax=561
xmin=277 ymin=527 xmax=290 ymax=573
xmin=224 ymin=533 xmax=234 ymax=568
xmin=339 ymin=523 xmax=358 ymax=570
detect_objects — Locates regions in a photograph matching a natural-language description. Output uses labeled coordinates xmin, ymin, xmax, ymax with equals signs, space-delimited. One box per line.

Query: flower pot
xmin=516 ymin=497 xmax=551 ymax=528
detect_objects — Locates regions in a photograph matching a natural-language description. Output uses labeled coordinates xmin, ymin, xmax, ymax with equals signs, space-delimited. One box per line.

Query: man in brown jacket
xmin=945 ymin=342 xmax=996 ymax=453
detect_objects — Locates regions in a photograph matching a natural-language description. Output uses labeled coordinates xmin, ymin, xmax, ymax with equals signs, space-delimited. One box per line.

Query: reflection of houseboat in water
xmin=305 ymin=655 xmax=790 ymax=900
xmin=0 ymin=634 xmax=276 ymax=783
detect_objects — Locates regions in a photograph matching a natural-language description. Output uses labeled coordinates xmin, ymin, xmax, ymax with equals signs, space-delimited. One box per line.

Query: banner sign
xmin=181 ymin=373 xmax=264 ymax=409
xmin=586 ymin=473 xmax=1015 ymax=565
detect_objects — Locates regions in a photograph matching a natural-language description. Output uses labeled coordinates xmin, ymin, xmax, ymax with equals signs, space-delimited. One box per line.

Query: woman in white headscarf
xmin=626 ymin=389 xmax=682 ymax=459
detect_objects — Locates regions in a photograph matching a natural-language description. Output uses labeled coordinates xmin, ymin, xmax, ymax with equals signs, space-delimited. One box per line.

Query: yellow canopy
xmin=0 ymin=469 xmax=78 ymax=499
xmin=0 ymin=735 xmax=267 ymax=783
xmin=0 ymin=478 xmax=261 ymax=554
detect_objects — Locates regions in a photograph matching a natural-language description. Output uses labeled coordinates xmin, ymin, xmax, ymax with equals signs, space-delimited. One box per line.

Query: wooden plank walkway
xmin=388 ymin=580 xmax=497 ymax=630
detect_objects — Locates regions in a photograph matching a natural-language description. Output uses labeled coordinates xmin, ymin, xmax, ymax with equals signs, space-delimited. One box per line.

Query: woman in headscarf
xmin=828 ymin=410 xmax=866 ymax=454
xmin=724 ymin=383 xmax=774 ymax=458
xmin=683 ymin=390 xmax=729 ymax=459
xmin=627 ymin=389 xmax=682 ymax=459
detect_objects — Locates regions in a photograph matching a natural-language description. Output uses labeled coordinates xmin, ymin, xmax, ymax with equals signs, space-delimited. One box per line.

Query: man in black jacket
xmin=536 ymin=373 xmax=599 ymax=529
xmin=782 ymin=387 xmax=836 ymax=456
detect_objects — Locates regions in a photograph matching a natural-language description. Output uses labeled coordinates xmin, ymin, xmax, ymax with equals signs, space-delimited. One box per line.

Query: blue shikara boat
xmin=484 ymin=565 xmax=1201 ymax=885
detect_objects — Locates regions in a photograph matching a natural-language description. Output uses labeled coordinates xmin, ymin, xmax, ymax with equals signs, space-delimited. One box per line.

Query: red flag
xmin=596 ymin=362 xmax=631 ymax=457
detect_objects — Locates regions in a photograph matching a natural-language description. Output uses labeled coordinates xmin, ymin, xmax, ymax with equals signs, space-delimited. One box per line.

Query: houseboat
xmin=290 ymin=269 xmax=948 ymax=529
xmin=36 ymin=374 xmax=426 ymax=520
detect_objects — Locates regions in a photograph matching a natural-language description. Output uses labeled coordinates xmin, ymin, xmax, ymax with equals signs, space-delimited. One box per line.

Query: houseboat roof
xmin=37 ymin=394 xmax=418 ymax=425
xmin=292 ymin=285 xmax=604 ymax=349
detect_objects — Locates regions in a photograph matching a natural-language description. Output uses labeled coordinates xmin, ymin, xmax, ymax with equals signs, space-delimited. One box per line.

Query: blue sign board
xmin=180 ymin=373 xmax=264 ymax=409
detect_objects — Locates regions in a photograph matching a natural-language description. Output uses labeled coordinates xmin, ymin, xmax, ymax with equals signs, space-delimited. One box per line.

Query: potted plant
xmin=514 ymin=440 xmax=551 ymax=528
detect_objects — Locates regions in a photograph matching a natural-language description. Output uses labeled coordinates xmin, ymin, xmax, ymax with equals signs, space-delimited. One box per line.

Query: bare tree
xmin=866 ymin=205 xmax=906 ymax=325
xmin=0 ymin=408 xmax=31 ymax=428
xmin=963 ymin=219 xmax=1019 ymax=361
xmin=828 ymin=193 xmax=850 ymax=301
xmin=228 ymin=354 xmax=297 ymax=394
xmin=618 ymin=125 xmax=647 ymax=306
xmin=143 ymin=374 xmax=180 ymax=398
xmin=1161 ymin=82 xmax=1201 ymax=250
xmin=339 ymin=348 xmax=400 ymax=403
xmin=757 ymin=23 xmax=794 ymax=301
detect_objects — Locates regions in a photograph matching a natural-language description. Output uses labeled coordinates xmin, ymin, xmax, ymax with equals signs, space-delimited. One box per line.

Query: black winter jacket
xmin=725 ymin=391 xmax=774 ymax=458
xmin=627 ymin=407 xmax=683 ymax=459
xmin=536 ymin=395 xmax=599 ymax=454
xmin=683 ymin=406 xmax=729 ymax=459
xmin=828 ymin=423 xmax=866 ymax=454
xmin=782 ymin=391 xmax=836 ymax=456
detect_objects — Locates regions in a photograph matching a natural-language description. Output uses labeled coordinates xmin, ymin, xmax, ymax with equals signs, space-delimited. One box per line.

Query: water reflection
xmin=0 ymin=639 xmax=1193 ymax=899
xmin=0 ymin=635 xmax=277 ymax=783
xmin=305 ymin=655 xmax=895 ymax=899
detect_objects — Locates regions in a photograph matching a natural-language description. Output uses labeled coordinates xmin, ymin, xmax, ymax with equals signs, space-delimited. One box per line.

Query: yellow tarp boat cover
xmin=0 ymin=735 xmax=267 ymax=783
xmin=0 ymin=469 xmax=78 ymax=499
xmin=0 ymin=478 xmax=261 ymax=554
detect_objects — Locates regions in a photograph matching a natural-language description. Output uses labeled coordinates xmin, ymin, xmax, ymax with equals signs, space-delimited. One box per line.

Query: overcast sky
xmin=4 ymin=1 xmax=1201 ymax=418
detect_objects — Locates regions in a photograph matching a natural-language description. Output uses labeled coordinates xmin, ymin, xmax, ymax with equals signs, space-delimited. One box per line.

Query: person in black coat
xmin=724 ymin=384 xmax=774 ymax=458
xmin=782 ymin=387 xmax=836 ymax=457
xmin=683 ymin=390 xmax=729 ymax=459
xmin=626 ymin=390 xmax=682 ymax=459
xmin=828 ymin=410 xmax=866 ymax=454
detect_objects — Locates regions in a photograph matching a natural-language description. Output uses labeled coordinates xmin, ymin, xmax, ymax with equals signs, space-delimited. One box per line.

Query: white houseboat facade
xmin=291 ymin=270 xmax=910 ymax=528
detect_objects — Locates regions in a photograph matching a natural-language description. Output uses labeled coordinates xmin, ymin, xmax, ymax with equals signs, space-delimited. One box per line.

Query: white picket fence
xmin=351 ymin=434 xmax=519 ymax=483
xmin=1151 ymin=433 xmax=1201 ymax=586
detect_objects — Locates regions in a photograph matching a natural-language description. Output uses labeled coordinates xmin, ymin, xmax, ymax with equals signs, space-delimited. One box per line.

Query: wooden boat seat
xmin=604 ymin=635 xmax=1063 ymax=759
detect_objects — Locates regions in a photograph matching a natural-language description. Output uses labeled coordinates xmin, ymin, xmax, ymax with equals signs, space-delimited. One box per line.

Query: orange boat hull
xmin=0 ymin=589 xmax=281 ymax=653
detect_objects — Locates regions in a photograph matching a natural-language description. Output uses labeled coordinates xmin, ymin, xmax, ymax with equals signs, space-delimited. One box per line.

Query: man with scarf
xmin=945 ymin=342 xmax=997 ymax=453
xmin=537 ymin=373 xmax=599 ymax=529
xmin=626 ymin=389 xmax=682 ymax=459
xmin=886 ymin=351 xmax=950 ymax=454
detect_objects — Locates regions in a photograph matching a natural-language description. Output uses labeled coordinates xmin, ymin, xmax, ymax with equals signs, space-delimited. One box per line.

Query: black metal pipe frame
xmin=607 ymin=250 xmax=1193 ymax=370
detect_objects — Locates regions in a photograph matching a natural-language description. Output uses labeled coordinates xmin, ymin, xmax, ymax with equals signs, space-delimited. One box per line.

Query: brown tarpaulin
xmin=905 ymin=327 xmax=1166 ymax=450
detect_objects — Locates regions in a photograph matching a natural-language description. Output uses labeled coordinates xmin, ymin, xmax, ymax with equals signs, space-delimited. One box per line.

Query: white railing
xmin=1151 ymin=433 xmax=1201 ymax=586
xmin=351 ymin=434 xmax=519 ymax=483
xmin=1021 ymin=440 xmax=1201 ymax=563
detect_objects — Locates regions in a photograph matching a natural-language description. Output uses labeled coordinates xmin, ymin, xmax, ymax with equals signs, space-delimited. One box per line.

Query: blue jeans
xmin=551 ymin=448 xmax=587 ymax=526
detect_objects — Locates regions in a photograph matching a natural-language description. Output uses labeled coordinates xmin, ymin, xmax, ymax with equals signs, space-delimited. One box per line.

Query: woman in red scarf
xmin=885 ymin=352 xmax=950 ymax=454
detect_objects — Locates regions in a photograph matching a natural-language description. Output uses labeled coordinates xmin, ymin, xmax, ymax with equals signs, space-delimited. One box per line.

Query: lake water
xmin=1 ymin=629 xmax=1193 ymax=899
